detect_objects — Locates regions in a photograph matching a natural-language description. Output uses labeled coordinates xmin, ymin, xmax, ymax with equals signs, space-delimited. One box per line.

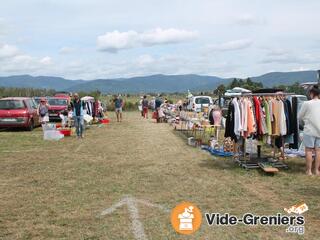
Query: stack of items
xmin=43 ymin=123 xmax=64 ymax=141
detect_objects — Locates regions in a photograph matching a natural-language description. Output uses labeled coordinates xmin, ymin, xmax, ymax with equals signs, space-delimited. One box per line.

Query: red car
xmin=47 ymin=97 xmax=69 ymax=121
xmin=0 ymin=97 xmax=40 ymax=131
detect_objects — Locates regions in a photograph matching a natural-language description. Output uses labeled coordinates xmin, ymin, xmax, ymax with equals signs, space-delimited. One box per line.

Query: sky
xmin=0 ymin=0 xmax=319 ymax=80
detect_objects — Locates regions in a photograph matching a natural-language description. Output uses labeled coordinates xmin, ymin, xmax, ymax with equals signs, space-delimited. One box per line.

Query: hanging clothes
xmin=246 ymin=99 xmax=256 ymax=137
xmin=263 ymin=99 xmax=272 ymax=135
xmin=279 ymin=100 xmax=287 ymax=136
xmin=259 ymin=98 xmax=268 ymax=135
xmin=284 ymin=99 xmax=294 ymax=135
xmin=225 ymin=94 xmax=298 ymax=149
xmin=232 ymin=98 xmax=242 ymax=137
xmin=240 ymin=98 xmax=248 ymax=135
xmin=224 ymin=101 xmax=237 ymax=142
xmin=271 ymin=99 xmax=281 ymax=136
xmin=253 ymin=97 xmax=262 ymax=135
xmin=208 ymin=109 xmax=214 ymax=125
xmin=290 ymin=97 xmax=299 ymax=149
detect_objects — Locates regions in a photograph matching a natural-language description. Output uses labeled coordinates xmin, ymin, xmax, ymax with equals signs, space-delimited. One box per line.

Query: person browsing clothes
xmin=298 ymin=85 xmax=320 ymax=175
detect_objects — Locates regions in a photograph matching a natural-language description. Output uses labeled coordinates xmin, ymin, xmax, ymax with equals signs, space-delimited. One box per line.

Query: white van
xmin=187 ymin=96 xmax=213 ymax=112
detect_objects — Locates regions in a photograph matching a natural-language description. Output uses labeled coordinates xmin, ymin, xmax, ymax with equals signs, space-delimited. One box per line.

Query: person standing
xmin=298 ymin=85 xmax=320 ymax=175
xmin=142 ymin=95 xmax=149 ymax=119
xmin=113 ymin=95 xmax=124 ymax=122
xmin=150 ymin=97 xmax=156 ymax=111
xmin=138 ymin=96 xmax=143 ymax=117
xmin=72 ymin=93 xmax=86 ymax=138
xmin=37 ymin=98 xmax=49 ymax=125
xmin=155 ymin=95 xmax=163 ymax=123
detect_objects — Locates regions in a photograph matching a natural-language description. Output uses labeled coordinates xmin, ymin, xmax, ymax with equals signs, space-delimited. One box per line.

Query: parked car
xmin=54 ymin=92 xmax=71 ymax=102
xmin=47 ymin=96 xmax=69 ymax=121
xmin=0 ymin=97 xmax=40 ymax=131
xmin=186 ymin=96 xmax=213 ymax=112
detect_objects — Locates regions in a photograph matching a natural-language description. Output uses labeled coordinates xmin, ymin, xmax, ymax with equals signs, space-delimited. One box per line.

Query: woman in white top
xmin=298 ymin=85 xmax=320 ymax=175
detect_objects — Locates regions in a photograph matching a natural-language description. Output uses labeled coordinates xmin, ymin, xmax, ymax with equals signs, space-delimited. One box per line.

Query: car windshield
xmin=48 ymin=98 xmax=68 ymax=106
xmin=0 ymin=100 xmax=25 ymax=110
xmin=195 ymin=97 xmax=210 ymax=104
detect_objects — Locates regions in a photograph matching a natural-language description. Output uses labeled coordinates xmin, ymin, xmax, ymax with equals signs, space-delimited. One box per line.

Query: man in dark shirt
xmin=72 ymin=93 xmax=86 ymax=138
xmin=155 ymin=95 xmax=163 ymax=123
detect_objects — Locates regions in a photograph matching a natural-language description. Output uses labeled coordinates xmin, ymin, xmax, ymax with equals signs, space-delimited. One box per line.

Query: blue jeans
xmin=74 ymin=116 xmax=84 ymax=137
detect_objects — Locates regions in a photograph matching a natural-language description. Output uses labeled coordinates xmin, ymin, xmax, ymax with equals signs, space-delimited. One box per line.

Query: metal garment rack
xmin=232 ymin=92 xmax=295 ymax=170
xmin=239 ymin=92 xmax=295 ymax=96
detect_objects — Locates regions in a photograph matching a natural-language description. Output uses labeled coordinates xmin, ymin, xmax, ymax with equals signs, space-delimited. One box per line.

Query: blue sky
xmin=0 ymin=0 xmax=319 ymax=80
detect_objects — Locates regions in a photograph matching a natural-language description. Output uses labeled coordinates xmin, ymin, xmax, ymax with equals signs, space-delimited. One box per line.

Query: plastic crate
xmin=100 ymin=119 xmax=110 ymax=124
xmin=58 ymin=128 xmax=71 ymax=136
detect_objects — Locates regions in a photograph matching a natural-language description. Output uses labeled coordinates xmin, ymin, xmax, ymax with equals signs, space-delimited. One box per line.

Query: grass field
xmin=0 ymin=111 xmax=319 ymax=240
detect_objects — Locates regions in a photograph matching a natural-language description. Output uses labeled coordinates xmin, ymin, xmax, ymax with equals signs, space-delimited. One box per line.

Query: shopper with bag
xmin=37 ymin=98 xmax=49 ymax=125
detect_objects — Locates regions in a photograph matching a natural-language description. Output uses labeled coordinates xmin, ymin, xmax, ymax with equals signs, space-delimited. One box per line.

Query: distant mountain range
xmin=0 ymin=70 xmax=318 ymax=93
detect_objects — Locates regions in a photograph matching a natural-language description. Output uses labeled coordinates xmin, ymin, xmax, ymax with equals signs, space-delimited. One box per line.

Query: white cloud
xmin=0 ymin=42 xmax=54 ymax=74
xmin=140 ymin=28 xmax=197 ymax=45
xmin=97 ymin=28 xmax=197 ymax=52
xmin=59 ymin=46 xmax=75 ymax=54
xmin=207 ymin=39 xmax=253 ymax=52
xmin=260 ymin=49 xmax=319 ymax=64
xmin=97 ymin=30 xmax=139 ymax=52
xmin=12 ymin=54 xmax=33 ymax=63
xmin=137 ymin=54 xmax=155 ymax=67
xmin=40 ymin=56 xmax=52 ymax=65
xmin=0 ymin=44 xmax=19 ymax=59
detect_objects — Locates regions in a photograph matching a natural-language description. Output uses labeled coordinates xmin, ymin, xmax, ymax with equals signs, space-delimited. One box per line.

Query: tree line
xmin=0 ymin=87 xmax=56 ymax=98
xmin=0 ymin=87 xmax=105 ymax=99
xmin=214 ymin=78 xmax=305 ymax=95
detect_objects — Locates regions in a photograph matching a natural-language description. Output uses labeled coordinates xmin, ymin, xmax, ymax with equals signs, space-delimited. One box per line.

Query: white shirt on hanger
xmin=232 ymin=98 xmax=242 ymax=136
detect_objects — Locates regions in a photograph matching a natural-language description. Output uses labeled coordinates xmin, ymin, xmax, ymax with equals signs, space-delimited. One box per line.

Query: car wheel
xmin=27 ymin=119 xmax=34 ymax=131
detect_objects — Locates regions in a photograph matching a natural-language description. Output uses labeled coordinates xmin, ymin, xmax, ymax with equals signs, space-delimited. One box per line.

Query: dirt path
xmin=0 ymin=112 xmax=319 ymax=239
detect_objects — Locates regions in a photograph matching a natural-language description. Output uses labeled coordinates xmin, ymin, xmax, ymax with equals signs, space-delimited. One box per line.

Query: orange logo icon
xmin=171 ymin=202 xmax=202 ymax=235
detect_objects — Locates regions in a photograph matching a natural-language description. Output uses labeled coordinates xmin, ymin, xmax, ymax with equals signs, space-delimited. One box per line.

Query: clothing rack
xmin=229 ymin=92 xmax=296 ymax=170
